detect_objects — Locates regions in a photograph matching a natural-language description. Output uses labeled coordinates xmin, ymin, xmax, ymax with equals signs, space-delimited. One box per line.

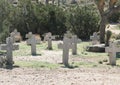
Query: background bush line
xmin=0 ymin=0 xmax=119 ymax=42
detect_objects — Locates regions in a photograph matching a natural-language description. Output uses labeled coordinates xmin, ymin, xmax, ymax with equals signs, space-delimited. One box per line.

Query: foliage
xmin=108 ymin=12 xmax=120 ymax=23
xmin=66 ymin=5 xmax=100 ymax=40
xmin=0 ymin=0 xmax=11 ymax=43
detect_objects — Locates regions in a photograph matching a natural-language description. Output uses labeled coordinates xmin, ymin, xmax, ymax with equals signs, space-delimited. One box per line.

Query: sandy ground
xmin=0 ymin=47 xmax=120 ymax=85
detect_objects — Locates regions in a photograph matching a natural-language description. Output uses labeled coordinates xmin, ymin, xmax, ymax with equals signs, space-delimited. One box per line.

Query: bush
xmin=108 ymin=12 xmax=120 ymax=23
xmin=66 ymin=5 xmax=100 ymax=40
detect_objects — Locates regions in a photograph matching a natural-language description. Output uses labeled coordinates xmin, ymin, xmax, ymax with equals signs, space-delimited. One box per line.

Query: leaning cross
xmin=44 ymin=32 xmax=55 ymax=50
xmin=58 ymin=37 xmax=74 ymax=67
xmin=105 ymin=41 xmax=120 ymax=65
xmin=0 ymin=37 xmax=19 ymax=66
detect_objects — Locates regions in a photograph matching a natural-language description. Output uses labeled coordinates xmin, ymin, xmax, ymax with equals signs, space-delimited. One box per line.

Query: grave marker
xmin=90 ymin=32 xmax=99 ymax=45
xmin=0 ymin=37 xmax=19 ymax=66
xmin=10 ymin=29 xmax=21 ymax=42
xmin=71 ymin=35 xmax=82 ymax=55
xmin=26 ymin=32 xmax=41 ymax=45
xmin=44 ymin=32 xmax=55 ymax=50
xmin=105 ymin=40 xmax=120 ymax=65
xmin=58 ymin=37 xmax=74 ymax=67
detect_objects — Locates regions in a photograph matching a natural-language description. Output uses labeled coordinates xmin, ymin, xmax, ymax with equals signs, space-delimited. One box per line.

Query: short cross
xmin=10 ymin=29 xmax=21 ymax=42
xmin=64 ymin=31 xmax=73 ymax=38
xmin=44 ymin=32 xmax=55 ymax=50
xmin=90 ymin=32 xmax=99 ymax=45
xmin=0 ymin=37 xmax=19 ymax=66
xmin=26 ymin=32 xmax=41 ymax=45
xmin=105 ymin=41 xmax=120 ymax=65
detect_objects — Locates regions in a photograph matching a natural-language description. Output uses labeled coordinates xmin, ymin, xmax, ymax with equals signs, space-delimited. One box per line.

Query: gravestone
xmin=71 ymin=35 xmax=81 ymax=55
xmin=90 ymin=32 xmax=99 ymax=45
xmin=26 ymin=32 xmax=41 ymax=45
xmin=64 ymin=31 xmax=73 ymax=38
xmin=64 ymin=31 xmax=81 ymax=55
xmin=0 ymin=37 xmax=19 ymax=67
xmin=26 ymin=35 xmax=37 ymax=55
xmin=58 ymin=37 xmax=74 ymax=67
xmin=105 ymin=40 xmax=120 ymax=65
xmin=44 ymin=32 xmax=55 ymax=50
xmin=10 ymin=29 xmax=21 ymax=42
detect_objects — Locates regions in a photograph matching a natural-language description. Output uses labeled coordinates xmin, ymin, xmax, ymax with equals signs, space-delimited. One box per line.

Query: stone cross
xmin=10 ymin=29 xmax=21 ymax=42
xmin=71 ymin=35 xmax=82 ymax=55
xmin=90 ymin=32 xmax=99 ymax=45
xmin=26 ymin=35 xmax=37 ymax=55
xmin=64 ymin=31 xmax=73 ymax=38
xmin=44 ymin=32 xmax=55 ymax=50
xmin=0 ymin=37 xmax=19 ymax=66
xmin=105 ymin=40 xmax=120 ymax=65
xmin=26 ymin=32 xmax=41 ymax=45
xmin=58 ymin=37 xmax=74 ymax=67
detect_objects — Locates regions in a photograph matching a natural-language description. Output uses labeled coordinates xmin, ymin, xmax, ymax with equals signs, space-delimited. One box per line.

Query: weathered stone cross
xmin=0 ymin=37 xmax=19 ymax=66
xmin=26 ymin=34 xmax=37 ymax=55
xmin=64 ymin=31 xmax=73 ymax=38
xmin=10 ymin=29 xmax=21 ymax=43
xmin=105 ymin=40 xmax=120 ymax=65
xmin=90 ymin=32 xmax=99 ymax=45
xmin=26 ymin=32 xmax=41 ymax=45
xmin=71 ymin=35 xmax=81 ymax=55
xmin=58 ymin=37 xmax=74 ymax=67
xmin=44 ymin=32 xmax=55 ymax=50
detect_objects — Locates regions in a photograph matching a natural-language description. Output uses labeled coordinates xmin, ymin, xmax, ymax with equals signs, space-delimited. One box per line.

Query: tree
xmin=95 ymin=0 xmax=120 ymax=43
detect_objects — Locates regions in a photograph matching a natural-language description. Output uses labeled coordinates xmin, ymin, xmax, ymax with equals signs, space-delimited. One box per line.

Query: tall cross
xmin=0 ymin=37 xmax=19 ymax=66
xmin=44 ymin=32 xmax=55 ymax=50
xmin=105 ymin=41 xmax=120 ymax=65
xmin=90 ymin=32 xmax=99 ymax=45
xmin=58 ymin=37 xmax=74 ymax=67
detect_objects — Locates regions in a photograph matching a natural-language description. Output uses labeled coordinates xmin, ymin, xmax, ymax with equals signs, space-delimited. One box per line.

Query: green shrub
xmin=66 ymin=5 xmax=100 ymax=40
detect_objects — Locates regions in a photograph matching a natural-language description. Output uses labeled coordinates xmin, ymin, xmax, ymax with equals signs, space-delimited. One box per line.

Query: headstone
xmin=26 ymin=35 xmax=37 ymax=55
xmin=26 ymin=32 xmax=41 ymax=45
xmin=64 ymin=31 xmax=73 ymax=38
xmin=58 ymin=37 xmax=74 ymax=67
xmin=90 ymin=32 xmax=99 ymax=45
xmin=0 ymin=37 xmax=19 ymax=66
xmin=10 ymin=29 xmax=21 ymax=42
xmin=105 ymin=40 xmax=120 ymax=65
xmin=71 ymin=35 xmax=81 ymax=55
xmin=44 ymin=32 xmax=55 ymax=50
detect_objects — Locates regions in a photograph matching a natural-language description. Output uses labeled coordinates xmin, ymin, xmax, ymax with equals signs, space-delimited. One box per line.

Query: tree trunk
xmin=99 ymin=15 xmax=107 ymax=43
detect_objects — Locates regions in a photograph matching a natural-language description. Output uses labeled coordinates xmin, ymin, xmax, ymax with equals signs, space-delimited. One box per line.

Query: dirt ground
xmin=0 ymin=48 xmax=120 ymax=85
xmin=0 ymin=67 xmax=120 ymax=85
